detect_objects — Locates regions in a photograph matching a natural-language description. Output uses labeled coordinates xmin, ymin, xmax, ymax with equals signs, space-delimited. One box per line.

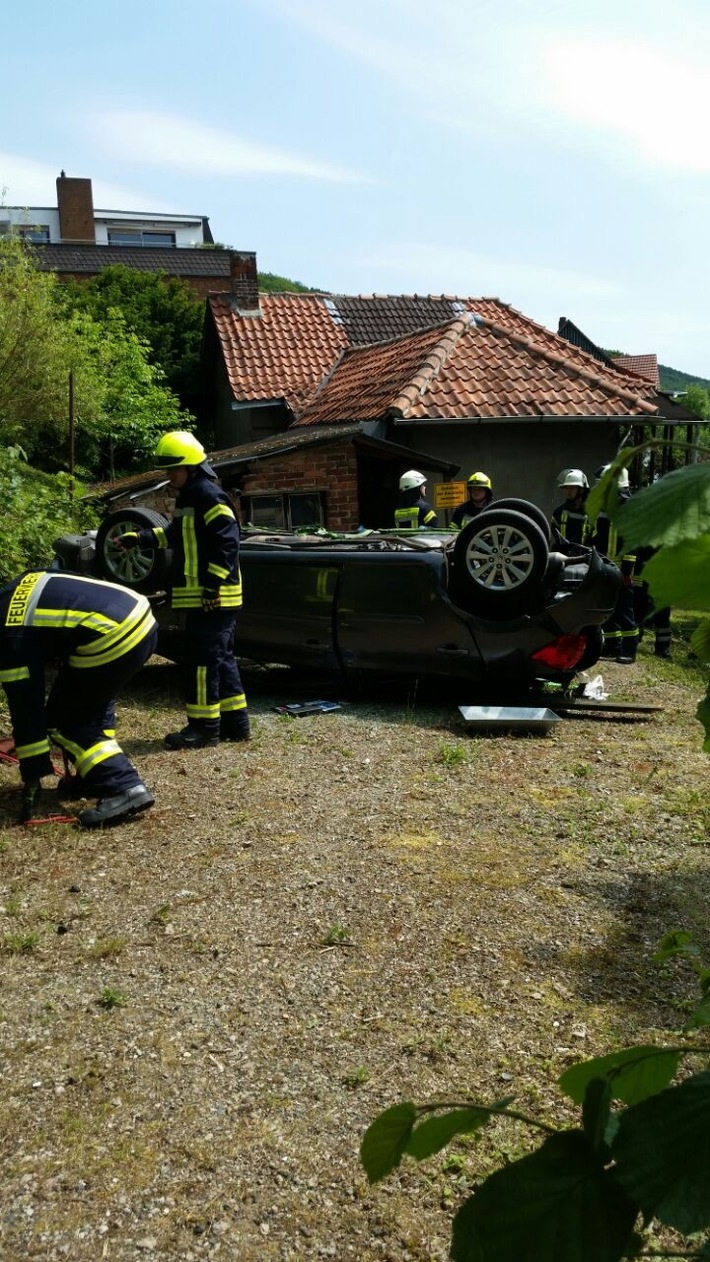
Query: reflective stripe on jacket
xmin=140 ymin=469 xmax=242 ymax=610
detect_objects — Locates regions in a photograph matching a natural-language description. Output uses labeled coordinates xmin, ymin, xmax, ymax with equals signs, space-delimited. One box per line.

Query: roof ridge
xmin=389 ymin=317 xmax=474 ymax=417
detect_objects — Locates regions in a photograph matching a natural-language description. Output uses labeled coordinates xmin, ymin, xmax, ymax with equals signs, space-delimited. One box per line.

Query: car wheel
xmin=95 ymin=508 xmax=171 ymax=594
xmin=489 ymin=498 xmax=552 ymax=543
xmin=452 ymin=508 xmax=549 ymax=617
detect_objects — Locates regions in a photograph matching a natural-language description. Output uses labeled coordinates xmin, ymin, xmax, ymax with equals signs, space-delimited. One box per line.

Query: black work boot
xmin=78 ymin=783 xmax=155 ymax=829
xmin=164 ymin=724 xmax=220 ymax=750
xmin=616 ymin=648 xmax=637 ymax=665
xmin=220 ymin=717 xmax=251 ymax=743
xmin=654 ymin=644 xmax=671 ymax=659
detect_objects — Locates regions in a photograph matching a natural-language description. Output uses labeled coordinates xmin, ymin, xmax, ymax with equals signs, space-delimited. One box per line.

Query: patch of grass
xmin=85 ymin=936 xmax=126 ymax=959
xmin=95 ymin=986 xmax=127 ymax=1010
xmin=3 ymin=889 xmax=23 ymax=918
xmin=149 ymin=903 xmax=172 ymax=927
xmin=572 ymin=763 xmax=591 ymax=778
xmin=2 ymin=930 xmax=39 ymax=954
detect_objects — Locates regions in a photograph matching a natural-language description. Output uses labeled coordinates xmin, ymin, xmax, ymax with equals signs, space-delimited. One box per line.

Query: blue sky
xmin=3 ymin=0 xmax=710 ymax=376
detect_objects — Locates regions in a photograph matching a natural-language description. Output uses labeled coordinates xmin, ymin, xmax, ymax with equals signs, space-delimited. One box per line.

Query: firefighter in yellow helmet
xmin=394 ymin=470 xmax=438 ymax=529
xmin=119 ymin=431 xmax=250 ymax=748
xmin=451 ymin=471 xmax=493 ymax=530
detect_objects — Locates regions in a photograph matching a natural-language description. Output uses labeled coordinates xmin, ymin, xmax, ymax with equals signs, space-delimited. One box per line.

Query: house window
xmin=13 ymin=224 xmax=50 ymax=243
xmin=107 ymin=229 xmax=176 ymax=248
xmin=246 ymin=492 xmax=325 ymax=530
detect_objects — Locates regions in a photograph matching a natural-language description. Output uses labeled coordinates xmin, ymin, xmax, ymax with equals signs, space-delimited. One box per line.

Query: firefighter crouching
xmin=0 ymin=570 xmax=157 ymax=827
xmin=119 ymin=431 xmax=250 ymax=750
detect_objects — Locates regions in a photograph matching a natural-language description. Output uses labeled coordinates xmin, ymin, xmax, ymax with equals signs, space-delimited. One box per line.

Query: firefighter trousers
xmin=182 ymin=608 xmax=248 ymax=734
xmin=47 ymin=626 xmax=158 ymax=794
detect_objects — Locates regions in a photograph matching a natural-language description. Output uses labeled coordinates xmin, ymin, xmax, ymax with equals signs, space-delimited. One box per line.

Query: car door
xmin=334 ymin=549 xmax=484 ymax=681
xmin=238 ymin=547 xmax=341 ymax=671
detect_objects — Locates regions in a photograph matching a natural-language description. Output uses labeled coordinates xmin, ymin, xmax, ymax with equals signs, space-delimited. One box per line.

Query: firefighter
xmin=593 ymin=465 xmax=639 ymax=664
xmin=394 ymin=470 xmax=438 ymax=529
xmin=634 ymin=547 xmax=672 ymax=660
xmin=119 ymin=431 xmax=249 ymax=750
xmin=0 ymin=569 xmax=157 ymax=826
xmin=451 ymin=471 xmax=493 ymax=530
xmin=551 ymin=469 xmax=591 ymax=545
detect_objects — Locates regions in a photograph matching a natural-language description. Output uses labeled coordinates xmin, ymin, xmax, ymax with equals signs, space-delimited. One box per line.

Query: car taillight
xmin=531 ymin=634 xmax=587 ymax=670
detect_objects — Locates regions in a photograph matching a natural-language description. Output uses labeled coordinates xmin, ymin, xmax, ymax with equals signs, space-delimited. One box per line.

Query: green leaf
xmin=688 ymin=991 xmax=710 ymax=1029
xmin=615 ymin=463 xmax=710 ymax=551
xmin=641 ymin=539 xmax=710 ymax=612
xmin=405 ymin=1108 xmax=490 ymax=1161
xmin=653 ymin=929 xmax=697 ymax=963
xmin=559 ymin=1047 xmax=681 ymax=1107
xmin=696 ymin=688 xmax=710 ymax=753
xmin=360 ymin=1102 xmax=417 ymax=1184
xmin=450 ymin=1130 xmax=637 ymax=1262
xmin=613 ymin=1069 xmax=710 ymax=1234
xmin=691 ymin=618 xmax=710 ymax=664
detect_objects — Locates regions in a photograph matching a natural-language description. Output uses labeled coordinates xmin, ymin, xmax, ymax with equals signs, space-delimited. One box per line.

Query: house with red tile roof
xmin=201 ymin=259 xmax=700 ymax=528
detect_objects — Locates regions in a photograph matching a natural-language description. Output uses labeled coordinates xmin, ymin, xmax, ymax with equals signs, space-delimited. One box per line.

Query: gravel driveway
xmin=1 ymin=641 xmax=709 ymax=1261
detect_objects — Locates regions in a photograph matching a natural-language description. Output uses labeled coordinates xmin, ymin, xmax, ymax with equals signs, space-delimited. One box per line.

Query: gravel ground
xmin=1 ymin=634 xmax=709 ymax=1261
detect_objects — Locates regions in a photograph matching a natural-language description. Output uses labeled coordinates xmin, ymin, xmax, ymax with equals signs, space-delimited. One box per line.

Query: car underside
xmin=53 ymin=499 xmax=622 ymax=694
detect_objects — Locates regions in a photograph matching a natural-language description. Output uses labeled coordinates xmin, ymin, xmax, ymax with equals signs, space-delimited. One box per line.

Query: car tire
xmin=489 ymin=498 xmax=552 ymax=544
xmin=452 ymin=508 xmax=549 ymax=617
xmin=95 ymin=508 xmax=171 ymax=594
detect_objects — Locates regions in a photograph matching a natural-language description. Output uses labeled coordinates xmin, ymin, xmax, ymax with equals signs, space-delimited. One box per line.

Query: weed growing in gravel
xmin=571 ymin=762 xmax=591 ymax=778
xmin=322 ymin=921 xmax=351 ymax=945
xmin=96 ymin=986 xmax=126 ymax=1010
xmin=2 ymin=930 xmax=39 ymax=953
xmin=438 ymin=742 xmax=467 ymax=769
xmin=343 ymin=1065 xmax=370 ymax=1088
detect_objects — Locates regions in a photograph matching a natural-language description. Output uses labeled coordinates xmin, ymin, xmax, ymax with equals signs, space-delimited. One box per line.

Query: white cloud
xmin=539 ymin=37 xmax=710 ymax=172
xmin=255 ymin=0 xmax=710 ymax=173
xmin=88 ymin=110 xmax=367 ymax=183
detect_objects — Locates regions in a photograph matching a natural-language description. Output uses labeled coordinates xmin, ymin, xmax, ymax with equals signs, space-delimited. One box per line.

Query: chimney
xmin=56 ymin=174 xmax=96 ymax=244
xmin=229 ymin=251 xmax=260 ymax=316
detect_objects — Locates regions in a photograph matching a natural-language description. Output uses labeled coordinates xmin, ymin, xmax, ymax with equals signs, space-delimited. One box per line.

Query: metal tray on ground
xmin=458 ymin=705 xmax=561 ymax=733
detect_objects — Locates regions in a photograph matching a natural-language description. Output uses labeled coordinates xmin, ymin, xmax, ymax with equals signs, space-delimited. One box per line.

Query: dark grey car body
xmin=53 ymin=500 xmax=622 ymax=693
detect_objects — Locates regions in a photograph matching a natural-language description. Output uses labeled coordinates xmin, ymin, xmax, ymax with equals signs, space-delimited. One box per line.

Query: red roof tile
xmin=610 ymin=354 xmax=660 ymax=387
xmin=208 ymin=291 xmax=658 ymax=423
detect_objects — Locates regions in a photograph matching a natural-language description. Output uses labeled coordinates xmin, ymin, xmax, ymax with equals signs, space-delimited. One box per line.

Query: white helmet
xmin=399 ymin=469 xmax=426 ymax=492
xmin=595 ymin=463 xmax=629 ymax=490
xmin=557 ymin=468 xmax=588 ymax=489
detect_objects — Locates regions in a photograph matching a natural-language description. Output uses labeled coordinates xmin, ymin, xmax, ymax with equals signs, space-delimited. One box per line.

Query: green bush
xmin=0 ymin=446 xmax=98 ymax=582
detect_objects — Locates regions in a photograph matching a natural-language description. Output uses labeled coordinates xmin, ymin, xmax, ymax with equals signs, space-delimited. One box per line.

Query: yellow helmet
xmin=468 ymin=471 xmax=492 ymax=490
xmin=154 ymin=431 xmax=206 ymax=468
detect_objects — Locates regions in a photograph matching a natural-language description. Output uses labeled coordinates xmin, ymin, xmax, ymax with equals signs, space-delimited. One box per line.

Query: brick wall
xmin=56 ymin=177 xmax=95 ymax=243
xmin=101 ymin=439 xmax=362 ymax=531
xmin=237 ymin=442 xmax=360 ymax=531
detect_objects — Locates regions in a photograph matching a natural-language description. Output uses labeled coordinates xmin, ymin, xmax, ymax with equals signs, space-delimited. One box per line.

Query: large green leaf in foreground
xmin=641 ymin=537 xmax=710 ymax=610
xmin=613 ymin=1070 xmax=710 ymax=1234
xmin=615 ymin=463 xmax=710 ymax=551
xmin=450 ymin=1130 xmax=636 ymax=1262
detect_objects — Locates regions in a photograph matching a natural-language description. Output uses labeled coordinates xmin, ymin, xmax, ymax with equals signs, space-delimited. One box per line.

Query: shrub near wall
xmin=0 ymin=446 xmax=98 ymax=582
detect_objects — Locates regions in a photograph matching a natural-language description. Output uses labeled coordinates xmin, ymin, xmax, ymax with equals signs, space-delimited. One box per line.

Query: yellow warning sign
xmin=434 ymin=481 xmax=466 ymax=508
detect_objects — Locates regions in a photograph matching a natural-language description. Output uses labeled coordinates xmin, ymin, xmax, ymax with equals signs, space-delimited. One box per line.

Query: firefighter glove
xmin=118 ymin=531 xmax=140 ymax=550
xmin=202 ymin=587 xmax=221 ymax=612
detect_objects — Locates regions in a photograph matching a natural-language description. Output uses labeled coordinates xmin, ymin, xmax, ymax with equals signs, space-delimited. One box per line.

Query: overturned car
xmin=53 ymin=498 xmax=621 ymax=694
